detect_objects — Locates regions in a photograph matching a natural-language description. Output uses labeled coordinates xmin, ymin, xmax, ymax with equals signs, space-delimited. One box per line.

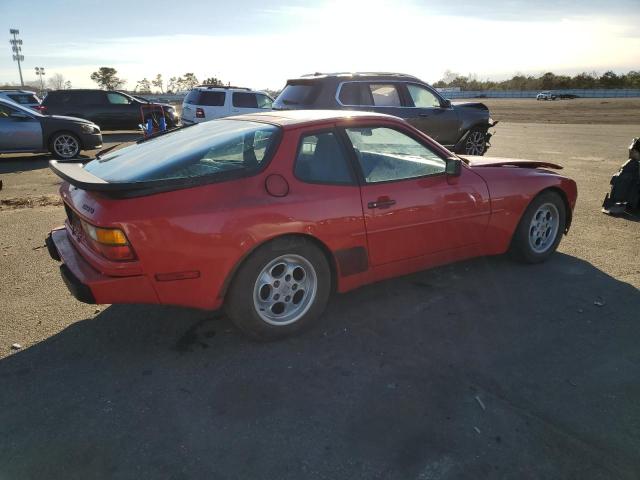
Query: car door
xmin=342 ymin=124 xmax=490 ymax=267
xmin=231 ymin=92 xmax=273 ymax=115
xmin=0 ymin=103 xmax=43 ymax=151
xmin=339 ymin=82 xmax=409 ymax=120
xmin=105 ymin=92 xmax=139 ymax=129
xmin=402 ymin=83 xmax=460 ymax=146
xmin=73 ymin=91 xmax=108 ymax=125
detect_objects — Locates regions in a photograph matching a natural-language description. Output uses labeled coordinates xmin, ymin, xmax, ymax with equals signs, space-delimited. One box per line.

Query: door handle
xmin=418 ymin=113 xmax=431 ymax=117
xmin=368 ymin=197 xmax=396 ymax=209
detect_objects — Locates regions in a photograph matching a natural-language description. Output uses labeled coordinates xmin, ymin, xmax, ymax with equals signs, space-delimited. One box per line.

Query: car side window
xmin=233 ymin=92 xmax=258 ymax=108
xmin=107 ymin=93 xmax=131 ymax=105
xmin=199 ymin=91 xmax=226 ymax=106
xmin=345 ymin=127 xmax=446 ymax=183
xmin=0 ymin=104 xmax=17 ymax=118
xmin=407 ymin=84 xmax=441 ymax=108
xmin=368 ymin=84 xmax=401 ymax=107
xmin=338 ymin=82 xmax=373 ymax=106
xmin=256 ymin=94 xmax=273 ymax=109
xmin=294 ymin=131 xmax=354 ymax=184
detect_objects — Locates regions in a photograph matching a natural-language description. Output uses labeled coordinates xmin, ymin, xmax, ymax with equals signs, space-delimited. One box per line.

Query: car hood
xmin=46 ymin=114 xmax=95 ymax=125
xmin=461 ymin=156 xmax=563 ymax=170
xmin=451 ymin=101 xmax=488 ymax=111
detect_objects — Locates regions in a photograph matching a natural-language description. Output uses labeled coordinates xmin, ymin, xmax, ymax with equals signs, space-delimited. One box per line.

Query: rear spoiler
xmin=48 ymin=160 xmax=250 ymax=198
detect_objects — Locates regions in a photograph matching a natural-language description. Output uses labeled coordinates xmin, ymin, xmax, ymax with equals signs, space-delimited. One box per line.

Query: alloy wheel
xmin=53 ymin=135 xmax=79 ymax=158
xmin=253 ymin=254 xmax=318 ymax=326
xmin=528 ymin=202 xmax=560 ymax=253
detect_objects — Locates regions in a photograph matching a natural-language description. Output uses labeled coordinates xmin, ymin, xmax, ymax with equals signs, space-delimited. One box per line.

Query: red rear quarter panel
xmin=61 ymin=124 xmax=367 ymax=310
xmin=473 ymin=166 xmax=577 ymax=255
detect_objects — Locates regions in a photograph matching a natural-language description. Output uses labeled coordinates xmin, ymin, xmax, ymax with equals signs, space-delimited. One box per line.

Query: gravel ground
xmin=0 ymin=114 xmax=638 ymax=479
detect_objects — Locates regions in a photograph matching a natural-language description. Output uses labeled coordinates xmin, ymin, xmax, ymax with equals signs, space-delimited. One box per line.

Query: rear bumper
xmin=46 ymin=228 xmax=159 ymax=305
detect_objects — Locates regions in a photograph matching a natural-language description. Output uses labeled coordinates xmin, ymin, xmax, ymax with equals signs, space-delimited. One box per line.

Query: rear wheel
xmin=510 ymin=191 xmax=566 ymax=263
xmin=463 ymin=128 xmax=487 ymax=156
xmin=225 ymin=237 xmax=331 ymax=341
xmin=50 ymin=132 xmax=80 ymax=159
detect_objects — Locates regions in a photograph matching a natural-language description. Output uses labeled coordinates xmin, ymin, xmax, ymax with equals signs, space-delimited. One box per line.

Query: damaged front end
xmin=602 ymin=137 xmax=640 ymax=216
xmin=453 ymin=118 xmax=499 ymax=156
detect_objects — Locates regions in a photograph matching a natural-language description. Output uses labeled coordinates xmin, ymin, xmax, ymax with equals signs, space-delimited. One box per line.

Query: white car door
xmin=230 ymin=92 xmax=273 ymax=115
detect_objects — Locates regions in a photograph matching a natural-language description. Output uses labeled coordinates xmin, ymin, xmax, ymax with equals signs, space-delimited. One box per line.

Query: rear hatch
xmin=49 ymin=118 xmax=282 ymax=198
xmin=272 ymin=80 xmax=322 ymax=110
xmin=182 ymin=89 xmax=227 ymax=122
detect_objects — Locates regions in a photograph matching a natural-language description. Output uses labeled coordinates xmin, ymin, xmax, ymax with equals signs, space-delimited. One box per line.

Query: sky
xmin=1 ymin=0 xmax=638 ymax=91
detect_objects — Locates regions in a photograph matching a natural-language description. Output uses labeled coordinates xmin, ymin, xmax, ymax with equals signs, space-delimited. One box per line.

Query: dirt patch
xmin=457 ymin=98 xmax=640 ymax=125
xmin=0 ymin=194 xmax=62 ymax=210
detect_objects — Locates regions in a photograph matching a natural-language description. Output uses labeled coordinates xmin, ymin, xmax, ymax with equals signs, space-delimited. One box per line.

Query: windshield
xmin=0 ymin=99 xmax=44 ymax=117
xmin=84 ymin=120 xmax=279 ymax=183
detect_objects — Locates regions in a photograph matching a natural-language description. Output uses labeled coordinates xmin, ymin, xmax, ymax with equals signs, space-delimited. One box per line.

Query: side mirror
xmin=445 ymin=157 xmax=462 ymax=177
xmin=441 ymin=99 xmax=452 ymax=108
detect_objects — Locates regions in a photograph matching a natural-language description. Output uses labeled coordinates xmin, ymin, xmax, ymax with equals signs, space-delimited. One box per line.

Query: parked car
xmin=46 ymin=110 xmax=576 ymax=340
xmin=181 ymin=85 xmax=273 ymax=124
xmin=41 ymin=89 xmax=179 ymax=130
xmin=272 ymin=72 xmax=497 ymax=156
xmin=0 ymin=97 xmax=101 ymax=159
xmin=536 ymin=91 xmax=557 ymax=101
xmin=0 ymin=89 xmax=43 ymax=111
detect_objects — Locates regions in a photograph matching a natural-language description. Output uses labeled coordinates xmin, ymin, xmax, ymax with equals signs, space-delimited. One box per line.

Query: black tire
xmin=225 ymin=236 xmax=331 ymax=341
xmin=49 ymin=132 xmax=81 ymax=159
xmin=510 ymin=191 xmax=566 ymax=264
xmin=463 ymin=128 xmax=487 ymax=156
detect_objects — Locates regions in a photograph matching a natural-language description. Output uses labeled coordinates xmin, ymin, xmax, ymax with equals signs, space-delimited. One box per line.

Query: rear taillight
xmin=34 ymin=105 xmax=46 ymax=113
xmin=195 ymin=107 xmax=205 ymax=118
xmin=80 ymin=220 xmax=136 ymax=261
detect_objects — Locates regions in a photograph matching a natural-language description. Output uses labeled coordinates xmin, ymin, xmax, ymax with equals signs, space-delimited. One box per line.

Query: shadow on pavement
xmin=1 ymin=253 xmax=638 ymax=479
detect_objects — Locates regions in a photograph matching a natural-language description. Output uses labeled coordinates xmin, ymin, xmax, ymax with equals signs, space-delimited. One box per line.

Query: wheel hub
xmin=253 ymin=254 xmax=317 ymax=326
xmin=528 ymin=203 xmax=560 ymax=253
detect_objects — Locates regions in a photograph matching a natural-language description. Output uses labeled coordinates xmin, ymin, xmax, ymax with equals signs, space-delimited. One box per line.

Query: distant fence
xmin=143 ymin=94 xmax=185 ymax=104
xmin=439 ymin=89 xmax=640 ymax=99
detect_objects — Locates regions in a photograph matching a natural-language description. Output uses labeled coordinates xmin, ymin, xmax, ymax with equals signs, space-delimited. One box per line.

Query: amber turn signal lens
xmin=81 ymin=221 xmax=128 ymax=246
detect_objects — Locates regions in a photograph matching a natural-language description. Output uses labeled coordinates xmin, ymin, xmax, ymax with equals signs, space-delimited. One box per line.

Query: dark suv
xmin=273 ymin=72 xmax=497 ymax=155
xmin=41 ymin=89 xmax=179 ymax=131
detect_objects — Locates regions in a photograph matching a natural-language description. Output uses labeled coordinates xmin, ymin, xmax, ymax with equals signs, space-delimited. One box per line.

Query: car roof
xmin=287 ymin=72 xmax=421 ymax=82
xmin=228 ymin=109 xmax=399 ymax=127
xmin=0 ymin=89 xmax=38 ymax=94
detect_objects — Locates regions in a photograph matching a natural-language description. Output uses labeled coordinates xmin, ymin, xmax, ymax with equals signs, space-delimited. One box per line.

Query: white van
xmin=181 ymin=86 xmax=273 ymax=124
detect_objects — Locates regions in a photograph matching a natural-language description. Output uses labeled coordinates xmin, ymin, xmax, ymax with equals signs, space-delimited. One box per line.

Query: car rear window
xmin=273 ymin=82 xmax=320 ymax=107
xmin=7 ymin=93 xmax=39 ymax=105
xmin=84 ymin=120 xmax=280 ymax=182
xmin=184 ymin=90 xmax=226 ymax=106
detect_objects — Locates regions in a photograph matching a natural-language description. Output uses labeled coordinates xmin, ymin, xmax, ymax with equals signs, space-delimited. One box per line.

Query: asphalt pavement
xmin=0 ymin=122 xmax=638 ymax=479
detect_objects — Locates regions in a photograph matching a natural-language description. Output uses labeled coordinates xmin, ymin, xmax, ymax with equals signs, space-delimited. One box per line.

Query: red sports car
xmin=46 ymin=111 xmax=577 ymax=340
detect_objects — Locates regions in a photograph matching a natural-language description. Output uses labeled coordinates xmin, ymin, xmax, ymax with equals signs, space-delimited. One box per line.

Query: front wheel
xmin=50 ymin=132 xmax=81 ymax=159
xmin=463 ymin=128 xmax=487 ymax=156
xmin=510 ymin=191 xmax=566 ymax=264
xmin=225 ymin=237 xmax=331 ymax=341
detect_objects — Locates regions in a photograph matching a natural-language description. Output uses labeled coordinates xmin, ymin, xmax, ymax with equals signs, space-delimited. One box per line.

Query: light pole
xmin=9 ymin=29 xmax=24 ymax=87
xmin=35 ymin=67 xmax=45 ymax=94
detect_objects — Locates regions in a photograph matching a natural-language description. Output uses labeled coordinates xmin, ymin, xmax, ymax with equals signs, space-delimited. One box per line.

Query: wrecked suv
xmin=273 ymin=72 xmax=497 ymax=155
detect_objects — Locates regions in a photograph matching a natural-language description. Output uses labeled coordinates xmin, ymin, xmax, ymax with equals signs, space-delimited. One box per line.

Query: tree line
xmin=433 ymin=70 xmax=640 ymax=91
xmin=89 ymin=67 xmax=225 ymax=93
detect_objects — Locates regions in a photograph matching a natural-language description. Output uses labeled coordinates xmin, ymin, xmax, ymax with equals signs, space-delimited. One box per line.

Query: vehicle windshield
xmin=84 ymin=120 xmax=279 ymax=183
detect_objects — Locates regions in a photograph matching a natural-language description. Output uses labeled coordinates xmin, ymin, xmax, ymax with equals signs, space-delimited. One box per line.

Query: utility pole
xmin=9 ymin=29 xmax=24 ymax=87
xmin=35 ymin=67 xmax=45 ymax=94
